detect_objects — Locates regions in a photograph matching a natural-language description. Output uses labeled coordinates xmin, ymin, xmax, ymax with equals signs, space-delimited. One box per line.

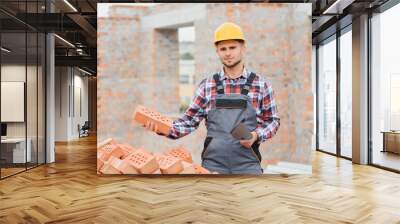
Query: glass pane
xmin=340 ymin=29 xmax=352 ymax=158
xmin=371 ymin=3 xmax=400 ymax=171
xmin=26 ymin=0 xmax=38 ymax=169
xmin=38 ymin=32 xmax=45 ymax=165
xmin=318 ymin=37 xmax=337 ymax=154
xmin=27 ymin=31 xmax=38 ymax=169
xmin=312 ymin=46 xmax=317 ymax=151
xmin=1 ymin=30 xmax=27 ymax=177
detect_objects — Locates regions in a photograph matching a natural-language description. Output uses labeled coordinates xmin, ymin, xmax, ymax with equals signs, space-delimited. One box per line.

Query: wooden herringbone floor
xmin=1 ymin=135 xmax=400 ymax=224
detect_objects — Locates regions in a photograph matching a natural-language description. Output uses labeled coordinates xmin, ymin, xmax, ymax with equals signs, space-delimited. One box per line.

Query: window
xmin=318 ymin=36 xmax=337 ymax=154
xmin=390 ymin=74 xmax=400 ymax=130
xmin=178 ymin=26 xmax=195 ymax=114
xmin=180 ymin=74 xmax=190 ymax=84
xmin=371 ymin=3 xmax=400 ymax=171
xmin=340 ymin=27 xmax=352 ymax=158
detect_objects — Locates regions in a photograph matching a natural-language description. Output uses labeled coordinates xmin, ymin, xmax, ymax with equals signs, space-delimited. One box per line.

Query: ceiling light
xmin=322 ymin=0 xmax=354 ymax=15
xmin=54 ymin=34 xmax=75 ymax=48
xmin=63 ymin=0 xmax=78 ymax=12
xmin=1 ymin=47 xmax=11 ymax=53
xmin=78 ymin=67 xmax=93 ymax=76
xmin=323 ymin=0 xmax=341 ymax=14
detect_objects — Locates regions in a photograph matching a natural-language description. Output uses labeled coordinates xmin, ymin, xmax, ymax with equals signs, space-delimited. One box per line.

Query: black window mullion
xmin=44 ymin=32 xmax=47 ymax=164
xmin=367 ymin=10 xmax=373 ymax=165
xmin=72 ymin=68 xmax=74 ymax=118
xmin=25 ymin=0 xmax=28 ymax=171
xmin=336 ymin=28 xmax=341 ymax=157
xmin=316 ymin=44 xmax=319 ymax=150
xmin=36 ymin=0 xmax=39 ymax=167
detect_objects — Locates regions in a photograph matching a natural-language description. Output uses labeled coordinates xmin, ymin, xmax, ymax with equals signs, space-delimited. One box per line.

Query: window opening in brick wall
xmin=178 ymin=26 xmax=195 ymax=113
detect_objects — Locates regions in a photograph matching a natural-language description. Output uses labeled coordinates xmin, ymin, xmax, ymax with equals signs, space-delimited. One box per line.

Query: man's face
xmin=215 ymin=40 xmax=246 ymax=68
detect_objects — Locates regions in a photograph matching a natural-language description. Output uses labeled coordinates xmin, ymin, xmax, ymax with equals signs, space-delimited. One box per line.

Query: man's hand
xmin=239 ymin=131 xmax=258 ymax=149
xmin=142 ymin=120 xmax=165 ymax=136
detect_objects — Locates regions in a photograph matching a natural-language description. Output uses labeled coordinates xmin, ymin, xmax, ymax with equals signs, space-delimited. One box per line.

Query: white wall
xmin=72 ymin=72 xmax=89 ymax=138
xmin=1 ymin=65 xmax=26 ymax=133
xmin=1 ymin=65 xmax=38 ymax=138
xmin=55 ymin=66 xmax=68 ymax=141
xmin=54 ymin=67 xmax=89 ymax=141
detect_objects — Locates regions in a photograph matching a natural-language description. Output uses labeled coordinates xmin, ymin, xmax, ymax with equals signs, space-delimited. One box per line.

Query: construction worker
xmin=144 ymin=22 xmax=280 ymax=174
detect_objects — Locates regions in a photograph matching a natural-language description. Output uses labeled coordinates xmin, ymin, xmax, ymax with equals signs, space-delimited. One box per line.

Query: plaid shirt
xmin=167 ymin=67 xmax=280 ymax=143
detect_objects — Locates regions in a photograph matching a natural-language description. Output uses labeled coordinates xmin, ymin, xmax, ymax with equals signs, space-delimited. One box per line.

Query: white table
xmin=1 ymin=138 xmax=31 ymax=163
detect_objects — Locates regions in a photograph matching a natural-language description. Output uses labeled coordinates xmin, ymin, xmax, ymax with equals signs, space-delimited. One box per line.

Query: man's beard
xmin=223 ymin=59 xmax=242 ymax=68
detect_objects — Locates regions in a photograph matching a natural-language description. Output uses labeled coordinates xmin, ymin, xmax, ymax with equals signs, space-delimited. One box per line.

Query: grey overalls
xmin=201 ymin=72 xmax=263 ymax=174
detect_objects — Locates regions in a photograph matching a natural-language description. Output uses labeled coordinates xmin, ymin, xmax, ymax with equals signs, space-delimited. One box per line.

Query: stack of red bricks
xmin=97 ymin=138 xmax=212 ymax=175
xmin=97 ymin=105 xmax=214 ymax=174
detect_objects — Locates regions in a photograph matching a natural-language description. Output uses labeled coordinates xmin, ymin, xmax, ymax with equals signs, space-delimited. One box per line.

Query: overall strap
xmin=241 ymin=72 xmax=256 ymax=95
xmin=213 ymin=73 xmax=224 ymax=94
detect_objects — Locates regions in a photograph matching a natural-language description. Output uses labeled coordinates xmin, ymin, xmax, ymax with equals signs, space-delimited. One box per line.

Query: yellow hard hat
xmin=214 ymin=22 xmax=245 ymax=44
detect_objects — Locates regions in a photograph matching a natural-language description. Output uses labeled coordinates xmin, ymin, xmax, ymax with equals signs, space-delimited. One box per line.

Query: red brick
xmin=100 ymin=159 xmax=122 ymax=174
xmin=98 ymin=138 xmax=117 ymax=149
xmin=180 ymin=161 xmax=196 ymax=174
xmin=193 ymin=164 xmax=211 ymax=174
xmin=108 ymin=156 xmax=121 ymax=166
xmin=152 ymin=169 xmax=162 ymax=174
xmin=158 ymin=155 xmax=183 ymax=174
xmin=125 ymin=150 xmax=159 ymax=174
xmin=97 ymin=151 xmax=105 ymax=172
xmin=133 ymin=105 xmax=173 ymax=135
xmin=164 ymin=146 xmax=193 ymax=163
xmin=135 ymin=148 xmax=153 ymax=156
xmin=153 ymin=152 xmax=164 ymax=163
xmin=110 ymin=156 xmax=139 ymax=174
xmin=117 ymin=144 xmax=137 ymax=159
xmin=98 ymin=144 xmax=126 ymax=161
